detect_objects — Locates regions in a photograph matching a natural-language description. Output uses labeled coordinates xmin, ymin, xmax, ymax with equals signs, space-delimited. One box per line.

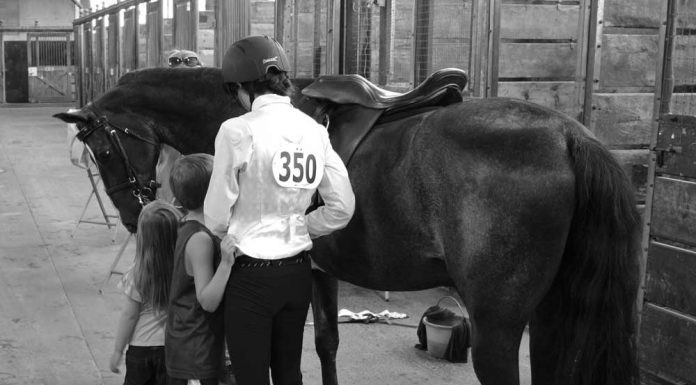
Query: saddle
xmin=302 ymin=68 xmax=468 ymax=164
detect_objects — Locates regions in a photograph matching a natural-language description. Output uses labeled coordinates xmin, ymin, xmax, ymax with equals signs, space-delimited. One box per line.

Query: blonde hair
xmin=133 ymin=200 xmax=182 ymax=313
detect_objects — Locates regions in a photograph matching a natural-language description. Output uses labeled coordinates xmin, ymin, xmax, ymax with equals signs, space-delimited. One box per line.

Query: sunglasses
xmin=168 ymin=56 xmax=201 ymax=67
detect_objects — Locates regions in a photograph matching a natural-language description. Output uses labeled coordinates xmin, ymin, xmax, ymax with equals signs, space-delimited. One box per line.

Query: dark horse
xmin=55 ymin=67 xmax=641 ymax=385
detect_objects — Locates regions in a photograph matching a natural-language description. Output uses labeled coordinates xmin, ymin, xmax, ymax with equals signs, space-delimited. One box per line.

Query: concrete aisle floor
xmin=0 ymin=105 xmax=531 ymax=385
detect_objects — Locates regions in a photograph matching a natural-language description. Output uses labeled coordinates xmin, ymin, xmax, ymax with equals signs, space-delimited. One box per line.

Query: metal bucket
xmin=423 ymin=296 xmax=465 ymax=359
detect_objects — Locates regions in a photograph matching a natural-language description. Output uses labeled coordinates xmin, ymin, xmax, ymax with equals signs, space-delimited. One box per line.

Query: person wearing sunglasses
xmin=157 ymin=49 xmax=203 ymax=205
xmin=167 ymin=49 xmax=203 ymax=68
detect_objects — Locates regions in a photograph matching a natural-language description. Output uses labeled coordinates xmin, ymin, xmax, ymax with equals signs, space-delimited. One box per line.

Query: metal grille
xmin=414 ymin=0 xmax=470 ymax=85
xmin=281 ymin=0 xmax=336 ymax=78
xmin=345 ymin=0 xmax=390 ymax=84
xmin=669 ymin=0 xmax=696 ymax=116
xmin=346 ymin=0 xmax=471 ymax=91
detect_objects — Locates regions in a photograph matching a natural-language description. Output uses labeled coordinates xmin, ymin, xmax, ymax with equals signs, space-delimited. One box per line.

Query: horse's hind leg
xmin=528 ymin=286 xmax=563 ymax=385
xmin=311 ymin=269 xmax=339 ymax=385
xmin=449 ymin=243 xmax=562 ymax=385
xmin=467 ymin=312 xmax=528 ymax=385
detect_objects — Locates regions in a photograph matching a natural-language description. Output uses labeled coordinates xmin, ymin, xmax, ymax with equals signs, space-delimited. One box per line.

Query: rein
xmin=79 ymin=115 xmax=161 ymax=206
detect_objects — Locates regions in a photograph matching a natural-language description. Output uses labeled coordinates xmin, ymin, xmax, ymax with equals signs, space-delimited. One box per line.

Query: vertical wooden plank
xmin=66 ymin=32 xmax=73 ymax=102
xmin=146 ymin=1 xmax=162 ymax=67
xmin=314 ymin=0 xmax=323 ymax=77
xmin=215 ymin=0 xmax=224 ymax=66
xmin=292 ymin=0 xmax=299 ymax=77
xmin=343 ymin=0 xmax=357 ymax=74
xmin=27 ymin=34 xmax=33 ymax=68
xmin=275 ymin=0 xmax=285 ymax=44
xmin=468 ymin=0 xmax=488 ymax=97
xmin=574 ymin=0 xmax=591 ymax=120
xmin=0 ymin=31 xmax=5 ymax=103
xmin=581 ymin=0 xmax=601 ymax=126
xmin=93 ymin=17 xmax=105 ymax=98
xmin=215 ymin=0 xmax=251 ymax=67
xmin=74 ymin=24 xmax=82 ymax=105
xmin=487 ymin=0 xmax=500 ymax=96
xmin=82 ymin=21 xmax=92 ymax=102
xmin=592 ymin=0 xmax=603 ymax=91
xmin=413 ymin=0 xmax=432 ymax=85
xmin=660 ymin=0 xmax=677 ymax=115
xmin=639 ymin=0 xmax=673 ymax=322
xmin=378 ymin=0 xmax=392 ymax=84
xmin=135 ymin=1 xmax=142 ymax=69
xmin=107 ymin=12 xmax=119 ymax=89
xmin=191 ymin=0 xmax=199 ymax=52
xmin=157 ymin=0 xmax=164 ymax=66
xmin=328 ymin=0 xmax=341 ymax=74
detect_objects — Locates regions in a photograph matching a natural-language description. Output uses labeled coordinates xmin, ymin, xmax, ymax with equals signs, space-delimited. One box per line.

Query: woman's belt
xmin=235 ymin=251 xmax=307 ymax=268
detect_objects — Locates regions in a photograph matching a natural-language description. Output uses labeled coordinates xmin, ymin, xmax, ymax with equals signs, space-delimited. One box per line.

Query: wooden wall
xmin=639 ymin=115 xmax=696 ymax=384
xmin=496 ymin=1 xmax=584 ymax=119
xmin=587 ymin=0 xmax=663 ymax=203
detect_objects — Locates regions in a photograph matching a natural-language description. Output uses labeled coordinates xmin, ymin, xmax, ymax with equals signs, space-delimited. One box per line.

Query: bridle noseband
xmin=78 ymin=115 xmax=161 ymax=206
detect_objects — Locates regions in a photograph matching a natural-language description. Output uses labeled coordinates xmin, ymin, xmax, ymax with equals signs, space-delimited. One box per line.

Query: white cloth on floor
xmin=338 ymin=308 xmax=408 ymax=322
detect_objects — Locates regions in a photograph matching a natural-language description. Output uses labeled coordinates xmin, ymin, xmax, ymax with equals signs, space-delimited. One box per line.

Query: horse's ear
xmin=53 ymin=109 xmax=89 ymax=124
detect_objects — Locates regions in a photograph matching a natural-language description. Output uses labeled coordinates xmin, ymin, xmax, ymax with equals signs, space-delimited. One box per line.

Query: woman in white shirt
xmin=204 ymin=35 xmax=355 ymax=385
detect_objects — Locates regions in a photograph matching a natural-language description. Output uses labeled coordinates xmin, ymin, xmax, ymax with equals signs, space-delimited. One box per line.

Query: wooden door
xmin=639 ymin=1 xmax=696 ymax=382
xmin=3 ymin=41 xmax=28 ymax=103
xmin=639 ymin=115 xmax=696 ymax=384
xmin=27 ymin=33 xmax=75 ymax=103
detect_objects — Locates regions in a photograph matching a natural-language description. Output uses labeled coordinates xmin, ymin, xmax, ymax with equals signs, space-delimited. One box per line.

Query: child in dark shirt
xmin=165 ymin=154 xmax=236 ymax=385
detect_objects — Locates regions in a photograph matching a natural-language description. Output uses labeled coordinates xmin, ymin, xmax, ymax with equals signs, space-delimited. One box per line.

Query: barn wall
xmin=496 ymin=1 xmax=584 ymax=119
xmin=588 ymin=0 xmax=663 ymax=202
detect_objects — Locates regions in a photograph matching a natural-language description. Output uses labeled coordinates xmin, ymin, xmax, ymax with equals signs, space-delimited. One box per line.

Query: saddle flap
xmin=328 ymin=105 xmax=383 ymax=165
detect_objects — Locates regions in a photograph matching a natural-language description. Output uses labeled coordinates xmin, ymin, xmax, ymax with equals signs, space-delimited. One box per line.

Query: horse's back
xmin=312 ymin=98 xmax=579 ymax=291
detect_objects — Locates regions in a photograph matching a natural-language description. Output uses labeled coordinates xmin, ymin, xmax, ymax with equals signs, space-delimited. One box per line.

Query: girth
xmin=302 ymin=68 xmax=468 ymax=164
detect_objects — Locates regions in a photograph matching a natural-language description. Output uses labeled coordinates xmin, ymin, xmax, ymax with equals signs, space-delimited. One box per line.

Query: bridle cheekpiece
xmin=78 ymin=114 xmax=161 ymax=206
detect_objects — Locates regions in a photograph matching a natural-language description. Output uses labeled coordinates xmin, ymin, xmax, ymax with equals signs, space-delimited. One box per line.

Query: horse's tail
xmin=553 ymin=127 xmax=642 ymax=385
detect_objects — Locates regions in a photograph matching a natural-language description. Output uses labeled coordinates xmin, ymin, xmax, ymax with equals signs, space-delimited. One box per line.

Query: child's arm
xmin=187 ymin=232 xmax=235 ymax=312
xmin=109 ymin=295 xmax=140 ymax=373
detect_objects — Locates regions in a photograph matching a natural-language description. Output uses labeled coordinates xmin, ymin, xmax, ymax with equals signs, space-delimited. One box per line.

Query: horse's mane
xmin=95 ymin=67 xmax=235 ymax=119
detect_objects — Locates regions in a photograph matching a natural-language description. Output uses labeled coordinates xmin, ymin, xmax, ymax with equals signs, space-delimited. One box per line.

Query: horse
xmin=54 ymin=67 xmax=641 ymax=385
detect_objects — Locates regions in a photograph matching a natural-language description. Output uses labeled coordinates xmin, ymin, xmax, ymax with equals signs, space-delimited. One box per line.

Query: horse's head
xmin=54 ymin=106 xmax=161 ymax=233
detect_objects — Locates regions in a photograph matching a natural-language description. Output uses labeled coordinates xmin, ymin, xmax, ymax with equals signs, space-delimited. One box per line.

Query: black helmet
xmin=222 ymin=36 xmax=291 ymax=84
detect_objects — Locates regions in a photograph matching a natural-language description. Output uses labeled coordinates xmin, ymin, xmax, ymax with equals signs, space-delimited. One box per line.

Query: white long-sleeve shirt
xmin=204 ymin=93 xmax=355 ymax=260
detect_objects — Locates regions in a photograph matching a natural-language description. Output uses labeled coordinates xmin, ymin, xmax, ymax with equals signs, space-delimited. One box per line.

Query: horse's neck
xmin=155 ymin=121 xmax=207 ymax=154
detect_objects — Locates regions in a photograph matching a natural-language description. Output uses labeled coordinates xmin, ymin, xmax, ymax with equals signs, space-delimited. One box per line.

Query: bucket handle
xmin=436 ymin=296 xmax=466 ymax=317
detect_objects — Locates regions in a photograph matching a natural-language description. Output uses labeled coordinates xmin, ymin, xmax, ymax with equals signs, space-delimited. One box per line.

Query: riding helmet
xmin=222 ymin=35 xmax=291 ymax=84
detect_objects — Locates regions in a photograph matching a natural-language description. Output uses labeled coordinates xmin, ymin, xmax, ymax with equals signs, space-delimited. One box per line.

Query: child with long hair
xmin=109 ymin=200 xmax=182 ymax=385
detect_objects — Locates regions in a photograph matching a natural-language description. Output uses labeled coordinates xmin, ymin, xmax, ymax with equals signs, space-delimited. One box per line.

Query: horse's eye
xmin=97 ymin=150 xmax=111 ymax=162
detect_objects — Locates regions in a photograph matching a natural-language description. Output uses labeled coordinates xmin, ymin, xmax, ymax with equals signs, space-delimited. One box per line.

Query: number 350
xmin=277 ymin=151 xmax=317 ymax=184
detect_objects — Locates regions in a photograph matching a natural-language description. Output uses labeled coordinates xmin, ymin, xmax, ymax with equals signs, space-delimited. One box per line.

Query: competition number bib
xmin=272 ymin=144 xmax=324 ymax=189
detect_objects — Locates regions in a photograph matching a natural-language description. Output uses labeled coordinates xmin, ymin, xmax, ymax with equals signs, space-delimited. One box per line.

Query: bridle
xmin=77 ymin=114 xmax=161 ymax=206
